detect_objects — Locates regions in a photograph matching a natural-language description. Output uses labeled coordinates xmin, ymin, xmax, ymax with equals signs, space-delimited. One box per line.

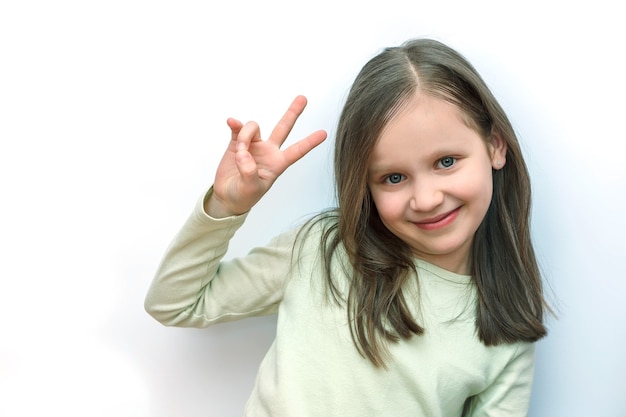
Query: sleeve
xmin=464 ymin=342 xmax=536 ymax=417
xmin=144 ymin=188 xmax=300 ymax=327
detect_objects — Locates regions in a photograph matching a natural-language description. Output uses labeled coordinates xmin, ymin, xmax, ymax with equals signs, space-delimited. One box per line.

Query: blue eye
xmin=385 ymin=173 xmax=405 ymax=184
xmin=438 ymin=157 xmax=456 ymax=168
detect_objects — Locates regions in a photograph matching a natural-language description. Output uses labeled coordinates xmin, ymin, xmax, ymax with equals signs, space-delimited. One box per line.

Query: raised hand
xmin=206 ymin=96 xmax=327 ymax=218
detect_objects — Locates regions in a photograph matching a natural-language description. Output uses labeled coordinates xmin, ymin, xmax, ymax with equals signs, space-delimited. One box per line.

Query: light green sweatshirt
xmin=145 ymin=191 xmax=536 ymax=417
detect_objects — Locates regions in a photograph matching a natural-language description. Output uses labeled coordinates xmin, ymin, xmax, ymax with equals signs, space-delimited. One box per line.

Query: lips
xmin=414 ymin=207 xmax=461 ymax=230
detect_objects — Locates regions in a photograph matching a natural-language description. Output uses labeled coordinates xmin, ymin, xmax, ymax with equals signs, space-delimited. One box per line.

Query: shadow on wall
xmin=106 ymin=259 xmax=277 ymax=417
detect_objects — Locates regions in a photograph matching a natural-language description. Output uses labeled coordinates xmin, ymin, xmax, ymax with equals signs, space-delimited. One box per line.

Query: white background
xmin=1 ymin=1 xmax=625 ymax=416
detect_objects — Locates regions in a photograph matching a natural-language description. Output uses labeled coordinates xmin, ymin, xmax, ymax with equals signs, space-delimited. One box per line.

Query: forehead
xmin=374 ymin=93 xmax=484 ymax=152
xmin=388 ymin=91 xmax=476 ymax=132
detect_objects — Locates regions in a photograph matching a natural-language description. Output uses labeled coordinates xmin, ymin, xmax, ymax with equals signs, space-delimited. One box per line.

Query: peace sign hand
xmin=206 ymin=96 xmax=327 ymax=218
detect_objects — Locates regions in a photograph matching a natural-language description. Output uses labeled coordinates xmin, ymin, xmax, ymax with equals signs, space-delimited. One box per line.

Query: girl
xmin=145 ymin=38 xmax=549 ymax=416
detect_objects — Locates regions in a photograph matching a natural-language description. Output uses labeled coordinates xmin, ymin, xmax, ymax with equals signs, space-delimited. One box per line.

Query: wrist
xmin=203 ymin=189 xmax=249 ymax=218
xmin=204 ymin=195 xmax=234 ymax=219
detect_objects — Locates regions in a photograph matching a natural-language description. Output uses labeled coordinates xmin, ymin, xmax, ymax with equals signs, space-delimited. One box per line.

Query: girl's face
xmin=367 ymin=93 xmax=506 ymax=274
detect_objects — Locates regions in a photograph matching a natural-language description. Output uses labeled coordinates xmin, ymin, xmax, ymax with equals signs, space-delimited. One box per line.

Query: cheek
xmin=462 ymin=167 xmax=494 ymax=207
xmin=449 ymin=164 xmax=493 ymax=204
xmin=370 ymin=190 xmax=406 ymax=220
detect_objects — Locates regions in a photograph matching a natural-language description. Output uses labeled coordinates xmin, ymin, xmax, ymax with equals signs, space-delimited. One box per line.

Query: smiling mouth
xmin=414 ymin=207 xmax=461 ymax=230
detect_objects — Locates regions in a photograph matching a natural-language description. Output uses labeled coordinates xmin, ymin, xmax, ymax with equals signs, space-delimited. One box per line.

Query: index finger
xmin=267 ymin=95 xmax=309 ymax=146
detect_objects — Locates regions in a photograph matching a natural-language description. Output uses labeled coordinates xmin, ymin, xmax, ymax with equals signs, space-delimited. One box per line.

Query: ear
xmin=488 ymin=132 xmax=507 ymax=170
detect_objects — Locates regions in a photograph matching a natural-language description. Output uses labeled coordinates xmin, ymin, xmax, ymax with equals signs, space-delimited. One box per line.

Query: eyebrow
xmin=367 ymin=164 xmax=390 ymax=174
xmin=367 ymin=163 xmax=401 ymax=180
xmin=369 ymin=147 xmax=462 ymax=170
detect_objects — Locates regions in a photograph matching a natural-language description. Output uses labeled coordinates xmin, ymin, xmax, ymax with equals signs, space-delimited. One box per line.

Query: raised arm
xmin=145 ymin=96 xmax=326 ymax=326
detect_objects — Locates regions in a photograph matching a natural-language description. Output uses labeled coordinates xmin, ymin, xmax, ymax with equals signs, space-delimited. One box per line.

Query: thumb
xmin=235 ymin=149 xmax=258 ymax=180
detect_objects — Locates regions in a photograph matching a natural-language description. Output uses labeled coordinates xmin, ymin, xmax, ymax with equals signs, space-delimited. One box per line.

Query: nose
xmin=409 ymin=179 xmax=444 ymax=212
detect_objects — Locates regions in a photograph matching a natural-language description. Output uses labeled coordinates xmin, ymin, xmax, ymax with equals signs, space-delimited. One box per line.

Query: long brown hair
xmin=309 ymin=38 xmax=549 ymax=367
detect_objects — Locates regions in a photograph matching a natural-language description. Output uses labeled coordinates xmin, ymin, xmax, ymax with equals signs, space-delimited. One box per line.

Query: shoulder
xmin=254 ymin=209 xmax=339 ymax=260
xmin=276 ymin=209 xmax=346 ymax=272
xmin=288 ymin=209 xmax=339 ymax=257
xmin=297 ymin=209 xmax=340 ymax=241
